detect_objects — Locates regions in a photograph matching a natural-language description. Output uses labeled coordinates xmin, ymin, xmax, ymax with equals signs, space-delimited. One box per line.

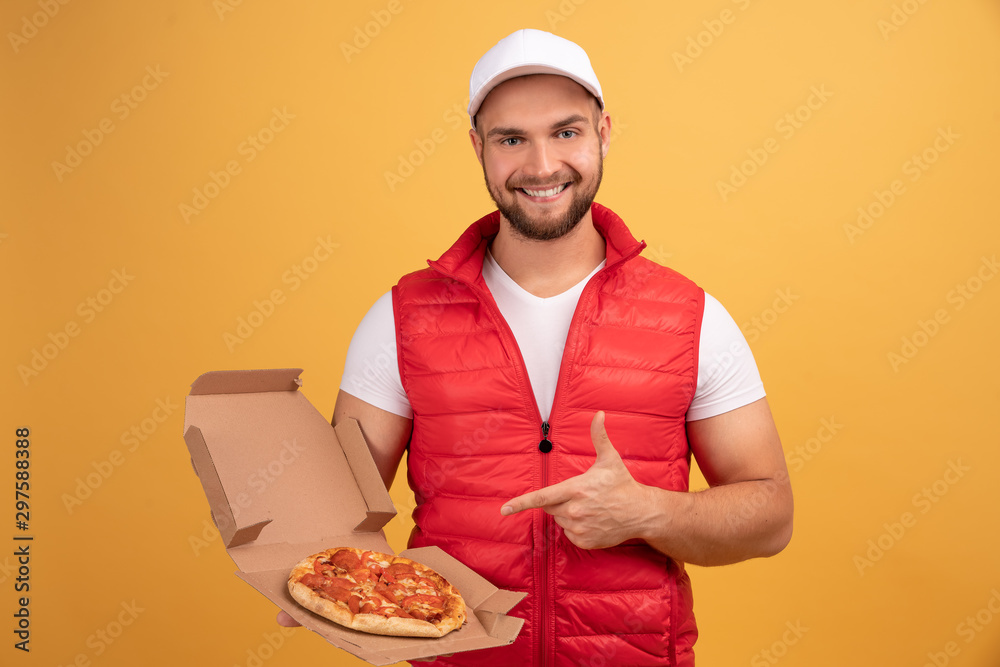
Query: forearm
xmin=634 ymin=476 xmax=793 ymax=567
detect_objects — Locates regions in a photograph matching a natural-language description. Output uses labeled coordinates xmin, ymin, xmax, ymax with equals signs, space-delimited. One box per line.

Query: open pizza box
xmin=183 ymin=368 xmax=525 ymax=665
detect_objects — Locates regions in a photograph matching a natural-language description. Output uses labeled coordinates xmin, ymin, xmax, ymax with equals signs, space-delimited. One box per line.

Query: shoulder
xmin=393 ymin=267 xmax=476 ymax=306
xmin=607 ymin=255 xmax=704 ymax=305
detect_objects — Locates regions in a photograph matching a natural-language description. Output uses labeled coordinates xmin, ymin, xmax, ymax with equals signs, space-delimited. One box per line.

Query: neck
xmin=489 ymin=209 xmax=606 ymax=298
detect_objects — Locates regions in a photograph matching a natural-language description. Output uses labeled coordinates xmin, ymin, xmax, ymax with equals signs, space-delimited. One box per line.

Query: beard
xmin=482 ymin=155 xmax=603 ymax=242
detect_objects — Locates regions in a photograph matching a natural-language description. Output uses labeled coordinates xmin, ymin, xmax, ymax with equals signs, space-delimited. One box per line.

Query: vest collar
xmin=427 ymin=202 xmax=646 ymax=286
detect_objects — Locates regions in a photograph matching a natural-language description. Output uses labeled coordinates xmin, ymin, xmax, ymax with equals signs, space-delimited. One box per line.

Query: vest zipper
xmin=456 ymin=281 xmax=557 ymax=664
xmin=538 ymin=420 xmax=552 ymax=667
xmin=431 ymin=242 xmax=643 ymax=666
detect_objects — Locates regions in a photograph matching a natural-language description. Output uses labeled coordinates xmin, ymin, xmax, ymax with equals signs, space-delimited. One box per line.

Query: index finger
xmin=501 ymin=479 xmax=575 ymax=516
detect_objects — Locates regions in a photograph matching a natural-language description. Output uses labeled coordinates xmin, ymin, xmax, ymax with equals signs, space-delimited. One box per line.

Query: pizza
xmin=287 ymin=547 xmax=467 ymax=638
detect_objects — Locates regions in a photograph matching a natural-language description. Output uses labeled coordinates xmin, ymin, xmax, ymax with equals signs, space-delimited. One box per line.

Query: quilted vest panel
xmin=393 ymin=204 xmax=704 ymax=666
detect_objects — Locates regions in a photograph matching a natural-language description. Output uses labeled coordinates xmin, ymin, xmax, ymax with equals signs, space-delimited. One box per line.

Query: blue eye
xmin=500 ymin=137 xmax=521 ymax=146
xmin=558 ymin=130 xmax=577 ymax=139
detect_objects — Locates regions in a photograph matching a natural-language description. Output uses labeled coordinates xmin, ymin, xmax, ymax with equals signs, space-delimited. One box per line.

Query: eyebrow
xmin=486 ymin=114 xmax=591 ymax=140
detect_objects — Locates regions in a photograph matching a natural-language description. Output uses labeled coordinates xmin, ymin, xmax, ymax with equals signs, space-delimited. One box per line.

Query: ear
xmin=598 ymin=111 xmax=612 ymax=159
xmin=469 ymin=127 xmax=485 ymax=166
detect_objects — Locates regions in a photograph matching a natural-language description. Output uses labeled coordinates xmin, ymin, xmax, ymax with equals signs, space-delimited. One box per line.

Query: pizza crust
xmin=288 ymin=579 xmax=354 ymax=628
xmin=286 ymin=547 xmax=466 ymax=638
xmin=352 ymin=612 xmax=444 ymax=638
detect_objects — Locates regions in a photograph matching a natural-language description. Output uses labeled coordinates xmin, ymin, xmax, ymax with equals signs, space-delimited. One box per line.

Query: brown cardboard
xmin=183 ymin=368 xmax=525 ymax=665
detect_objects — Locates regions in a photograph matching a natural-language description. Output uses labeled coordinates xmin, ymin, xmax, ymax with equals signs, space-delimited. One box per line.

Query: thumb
xmin=590 ymin=410 xmax=618 ymax=461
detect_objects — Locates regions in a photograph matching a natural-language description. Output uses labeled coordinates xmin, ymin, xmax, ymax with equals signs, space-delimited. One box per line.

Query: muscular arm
xmin=637 ymin=397 xmax=793 ymax=565
xmin=333 ymin=389 xmax=412 ymax=491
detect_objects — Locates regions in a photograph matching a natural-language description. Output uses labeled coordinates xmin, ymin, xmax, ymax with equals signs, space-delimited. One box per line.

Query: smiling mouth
xmin=517 ymin=183 xmax=569 ymax=198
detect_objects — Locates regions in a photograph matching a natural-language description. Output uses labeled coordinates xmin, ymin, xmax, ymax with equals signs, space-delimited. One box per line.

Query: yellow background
xmin=3 ymin=0 xmax=999 ymax=665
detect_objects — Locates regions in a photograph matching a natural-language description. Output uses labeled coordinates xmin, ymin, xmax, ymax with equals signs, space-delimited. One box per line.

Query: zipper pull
xmin=538 ymin=421 xmax=553 ymax=453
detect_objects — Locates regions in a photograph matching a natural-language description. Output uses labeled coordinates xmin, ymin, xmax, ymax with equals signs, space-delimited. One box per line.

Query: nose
xmin=523 ymin=141 xmax=559 ymax=180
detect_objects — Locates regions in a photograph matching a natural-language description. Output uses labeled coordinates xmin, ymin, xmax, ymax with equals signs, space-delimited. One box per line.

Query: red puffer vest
xmin=393 ymin=203 xmax=704 ymax=666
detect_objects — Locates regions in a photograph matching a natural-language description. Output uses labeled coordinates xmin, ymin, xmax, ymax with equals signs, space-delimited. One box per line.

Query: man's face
xmin=470 ymin=74 xmax=610 ymax=241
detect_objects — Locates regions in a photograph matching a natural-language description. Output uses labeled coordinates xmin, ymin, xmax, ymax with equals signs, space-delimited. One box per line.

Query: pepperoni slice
xmin=360 ymin=551 xmax=385 ymax=577
xmin=324 ymin=577 xmax=355 ymax=590
xmin=299 ymin=573 xmax=326 ymax=589
xmin=375 ymin=581 xmax=408 ymax=604
xmin=350 ymin=568 xmax=374 ymax=583
xmin=321 ymin=582 xmax=354 ymax=602
xmin=403 ymin=593 xmax=443 ymax=608
xmin=390 ymin=572 xmax=437 ymax=591
xmin=359 ymin=596 xmax=388 ymax=614
xmin=331 ymin=549 xmax=361 ymax=571
xmin=383 ymin=562 xmax=415 ymax=582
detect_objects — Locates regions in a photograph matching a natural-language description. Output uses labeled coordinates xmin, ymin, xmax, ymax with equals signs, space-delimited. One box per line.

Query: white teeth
xmin=522 ymin=183 xmax=567 ymax=197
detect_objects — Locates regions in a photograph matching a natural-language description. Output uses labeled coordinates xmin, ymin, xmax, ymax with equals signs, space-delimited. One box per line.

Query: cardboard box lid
xmin=183 ymin=368 xmax=396 ymax=571
xmin=183 ymin=369 xmax=525 ymax=665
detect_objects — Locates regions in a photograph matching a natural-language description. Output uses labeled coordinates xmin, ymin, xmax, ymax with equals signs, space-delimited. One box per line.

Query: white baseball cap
xmin=468 ymin=28 xmax=604 ymax=130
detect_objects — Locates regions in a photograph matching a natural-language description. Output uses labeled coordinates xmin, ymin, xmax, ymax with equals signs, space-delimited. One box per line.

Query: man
xmin=280 ymin=29 xmax=792 ymax=666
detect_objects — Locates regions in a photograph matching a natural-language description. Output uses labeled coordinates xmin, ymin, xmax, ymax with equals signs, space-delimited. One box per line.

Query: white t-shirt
xmin=340 ymin=250 xmax=765 ymax=422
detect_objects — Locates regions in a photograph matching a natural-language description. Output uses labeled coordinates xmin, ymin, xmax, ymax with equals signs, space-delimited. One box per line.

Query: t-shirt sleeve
xmin=686 ymin=292 xmax=767 ymax=422
xmin=338 ymin=290 xmax=413 ymax=419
